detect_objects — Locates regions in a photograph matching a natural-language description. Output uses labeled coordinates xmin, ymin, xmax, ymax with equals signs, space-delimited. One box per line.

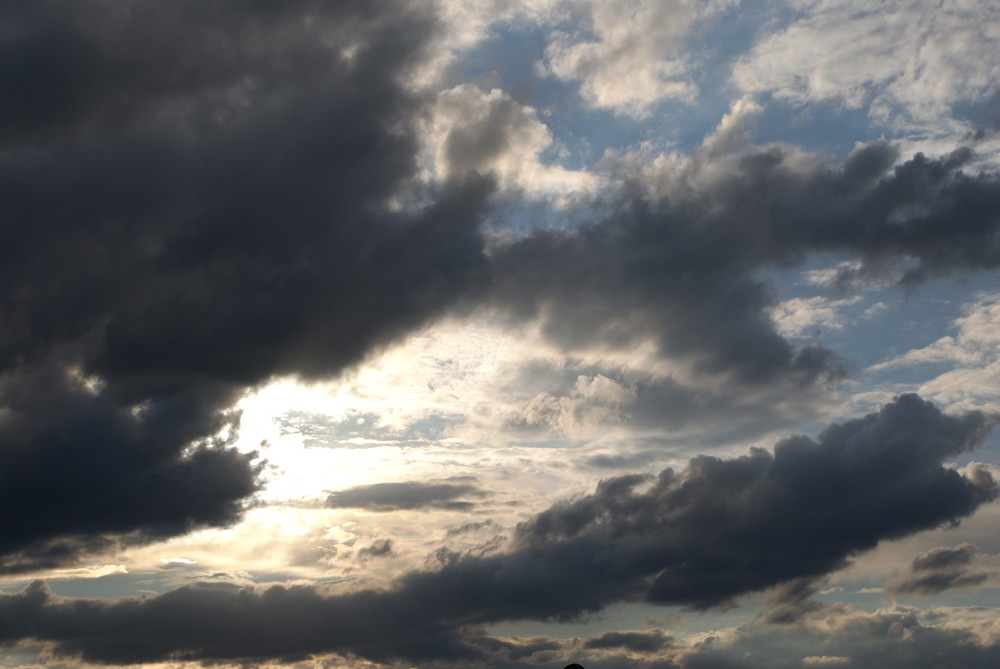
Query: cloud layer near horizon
xmin=2 ymin=395 xmax=996 ymax=665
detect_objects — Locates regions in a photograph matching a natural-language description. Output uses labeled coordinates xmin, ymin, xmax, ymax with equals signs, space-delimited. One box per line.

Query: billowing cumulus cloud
xmin=0 ymin=0 xmax=492 ymax=571
xmin=515 ymin=374 xmax=637 ymax=437
xmin=3 ymin=1 xmax=1000 ymax=667
xmin=513 ymin=394 xmax=997 ymax=609
xmin=487 ymin=141 xmax=1000 ymax=386
xmin=5 ymin=0 xmax=1000 ymax=577
xmin=0 ymin=396 xmax=994 ymax=665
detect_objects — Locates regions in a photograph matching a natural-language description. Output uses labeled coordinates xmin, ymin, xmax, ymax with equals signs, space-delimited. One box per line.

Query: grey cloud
xmin=554 ymin=604 xmax=1000 ymax=669
xmin=760 ymin=577 xmax=830 ymax=626
xmin=487 ymin=143 xmax=1000 ymax=385
xmin=887 ymin=544 xmax=993 ymax=596
xmin=472 ymin=604 xmax=1000 ymax=669
xmin=0 ymin=0 xmax=492 ymax=570
xmin=0 ymin=396 xmax=995 ymax=665
xmin=445 ymin=519 xmax=504 ymax=538
xmin=6 ymin=0 xmax=1000 ymax=580
xmin=326 ymin=478 xmax=489 ymax=512
xmin=358 ymin=539 xmax=394 ymax=560
xmin=0 ymin=363 xmax=260 ymax=574
xmin=503 ymin=356 xmax=836 ymax=447
xmin=913 ymin=544 xmax=979 ymax=571
xmin=513 ymin=394 xmax=997 ymax=610
xmin=5 ymin=1 xmax=1000 ymax=660
xmin=438 ymin=85 xmax=542 ymax=179
xmin=583 ymin=630 xmax=674 ymax=653
xmin=671 ymin=604 xmax=1000 ymax=669
xmin=0 ymin=0 xmax=405 ymax=147
xmin=583 ymin=449 xmax=665 ymax=470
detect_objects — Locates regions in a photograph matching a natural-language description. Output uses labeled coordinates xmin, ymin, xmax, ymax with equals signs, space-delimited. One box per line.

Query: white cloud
xmin=769 ymin=295 xmax=862 ymax=338
xmin=517 ymin=374 xmax=637 ymax=438
xmin=425 ymin=84 xmax=600 ymax=195
xmin=602 ymin=95 xmax=824 ymax=200
xmin=733 ymin=0 xmax=1000 ymax=143
xmin=543 ymin=0 xmax=732 ymax=117
xmin=697 ymin=95 xmax=763 ymax=161
xmin=413 ymin=0 xmax=568 ymax=88
xmin=868 ymin=291 xmax=1000 ymax=412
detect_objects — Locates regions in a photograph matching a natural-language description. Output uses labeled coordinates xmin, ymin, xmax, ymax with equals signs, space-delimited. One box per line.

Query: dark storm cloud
xmin=0 ymin=0 xmax=493 ymax=570
xmin=487 ymin=143 xmax=1000 ymax=383
xmin=511 ymin=394 xmax=997 ymax=610
xmin=0 ymin=362 xmax=260 ymax=574
xmin=886 ymin=544 xmax=993 ymax=595
xmin=0 ymin=396 xmax=995 ymax=665
xmin=326 ymin=478 xmax=488 ymax=511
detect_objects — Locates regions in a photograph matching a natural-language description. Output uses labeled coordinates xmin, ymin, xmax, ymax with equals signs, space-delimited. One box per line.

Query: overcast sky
xmin=2 ymin=1 xmax=1000 ymax=668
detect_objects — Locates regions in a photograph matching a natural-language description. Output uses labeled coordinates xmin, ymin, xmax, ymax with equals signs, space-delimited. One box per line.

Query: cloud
xmin=276 ymin=408 xmax=463 ymax=449
xmin=870 ymin=291 xmax=1000 ymax=412
xmin=326 ymin=478 xmax=489 ymax=512
xmin=7 ymin=0 xmax=1000 ymax=581
xmin=582 ymin=629 xmax=674 ymax=653
xmin=886 ymin=543 xmax=1000 ymax=596
xmin=732 ymin=0 xmax=1000 ymax=140
xmin=357 ymin=539 xmax=395 ymax=560
xmin=514 ymin=394 xmax=997 ymax=610
xmin=0 ymin=363 xmax=260 ymax=574
xmin=426 ymin=84 xmax=598 ymax=194
xmin=543 ymin=0 xmax=700 ymax=116
xmin=488 ymin=139 xmax=1000 ymax=387
xmin=769 ymin=296 xmax=863 ymax=339
xmin=670 ymin=602 xmax=1000 ymax=669
xmin=0 ymin=0 xmax=494 ymax=570
xmin=0 ymin=395 xmax=994 ymax=665
xmin=872 ymin=292 xmax=1000 ymax=371
xmin=515 ymin=374 xmax=637 ymax=437
xmin=478 ymin=603 xmax=1000 ymax=669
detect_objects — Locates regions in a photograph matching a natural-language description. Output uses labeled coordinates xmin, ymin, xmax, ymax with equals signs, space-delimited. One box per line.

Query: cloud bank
xmin=1 ymin=396 xmax=995 ymax=665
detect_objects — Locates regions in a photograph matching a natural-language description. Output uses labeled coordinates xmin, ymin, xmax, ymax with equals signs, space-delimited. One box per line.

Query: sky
xmin=1 ymin=1 xmax=1000 ymax=668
